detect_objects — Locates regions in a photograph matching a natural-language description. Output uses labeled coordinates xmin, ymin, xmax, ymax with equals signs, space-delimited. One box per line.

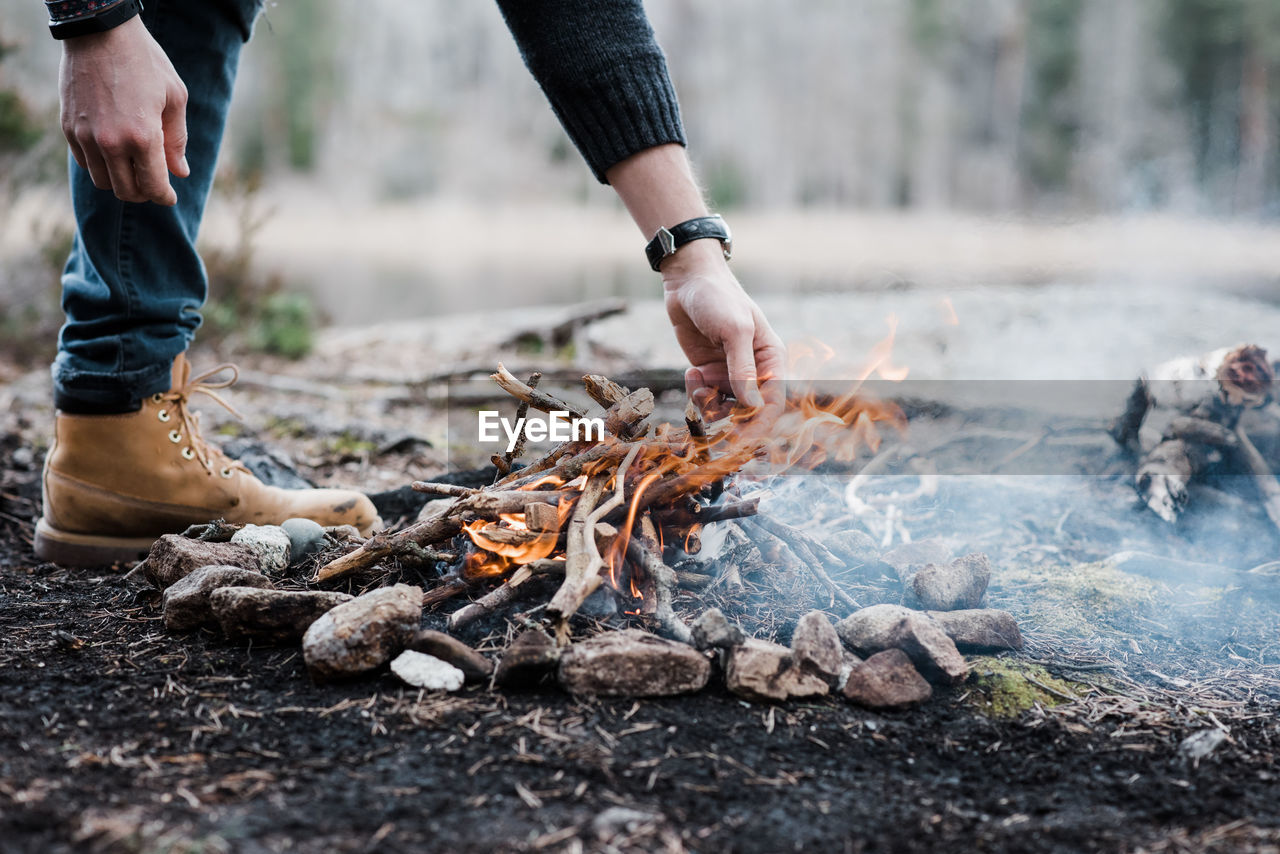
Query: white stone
xmin=230 ymin=524 xmax=292 ymax=575
xmin=390 ymin=650 xmax=465 ymax=692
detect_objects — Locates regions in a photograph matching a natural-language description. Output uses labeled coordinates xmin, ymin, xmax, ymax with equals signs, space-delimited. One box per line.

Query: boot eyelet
xmin=181 ymin=447 xmax=196 ymax=460
xmin=168 ymin=430 xmax=182 ymax=443
xmin=220 ymin=467 xmax=234 ymax=479
xmin=152 ymin=393 xmax=164 ymax=404
xmin=157 ymin=409 xmax=170 ymax=423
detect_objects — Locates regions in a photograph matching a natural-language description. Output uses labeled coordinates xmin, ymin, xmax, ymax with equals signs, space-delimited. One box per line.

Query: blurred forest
xmin=4 ymin=0 xmax=1278 ymax=215
xmin=2 ymin=0 xmax=1280 ymax=362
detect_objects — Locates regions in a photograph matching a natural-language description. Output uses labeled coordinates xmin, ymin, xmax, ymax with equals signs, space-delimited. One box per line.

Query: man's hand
xmin=59 ymin=15 xmax=189 ymax=206
xmin=661 ymin=239 xmax=785 ymax=409
xmin=606 ymin=144 xmax=787 ymax=408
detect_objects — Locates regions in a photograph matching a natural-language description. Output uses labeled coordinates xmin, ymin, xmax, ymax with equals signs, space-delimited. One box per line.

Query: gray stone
xmin=836 ymin=604 xmax=968 ymax=685
xmin=790 ymin=611 xmax=843 ymax=686
xmin=211 ymin=587 xmax=353 ymax=643
xmin=281 ymin=517 xmax=328 ymax=566
xmin=390 ymin=650 xmax=465 ymax=691
xmin=904 ymin=553 xmax=990 ymax=611
xmin=140 ymin=535 xmax=261 ymax=590
xmin=842 ymin=648 xmax=932 ymax=709
xmin=162 ymin=565 xmax=272 ymax=631
xmin=494 ymin=628 xmax=561 ymax=688
xmin=880 ymin=540 xmax=951 ymax=576
xmin=826 ymin=529 xmax=880 ymax=565
xmin=407 ymin=630 xmax=492 ymax=684
xmin=302 ymin=584 xmax=423 ymax=680
xmin=723 ymin=638 xmax=829 ymax=702
xmin=230 ymin=524 xmax=292 ymax=575
xmin=557 ymin=629 xmax=711 ymax=698
xmin=925 ymin=609 xmax=1023 ymax=652
xmin=690 ymin=608 xmax=745 ymax=651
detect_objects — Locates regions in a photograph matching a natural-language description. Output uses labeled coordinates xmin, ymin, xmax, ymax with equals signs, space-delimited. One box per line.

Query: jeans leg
xmin=53 ymin=0 xmax=264 ymax=412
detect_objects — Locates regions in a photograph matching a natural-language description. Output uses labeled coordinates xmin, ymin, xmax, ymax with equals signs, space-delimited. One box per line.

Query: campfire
xmin=136 ymin=354 xmax=1027 ymax=707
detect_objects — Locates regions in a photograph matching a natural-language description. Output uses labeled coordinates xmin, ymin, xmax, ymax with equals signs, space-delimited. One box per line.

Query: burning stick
xmin=313 ymin=489 xmax=571 ymax=582
xmin=583 ymin=374 xmax=630 ymax=408
xmin=624 ymin=538 xmax=692 ymax=644
xmin=411 ymin=482 xmax=481 ymax=498
xmin=546 ymin=446 xmax=641 ymax=641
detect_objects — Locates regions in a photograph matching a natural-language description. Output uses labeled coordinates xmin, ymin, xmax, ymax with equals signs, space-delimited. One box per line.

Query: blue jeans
xmin=53 ymin=0 xmax=262 ymax=412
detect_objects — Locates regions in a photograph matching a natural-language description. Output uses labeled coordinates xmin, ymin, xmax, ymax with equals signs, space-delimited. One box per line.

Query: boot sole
xmin=33 ymin=519 xmax=156 ymax=568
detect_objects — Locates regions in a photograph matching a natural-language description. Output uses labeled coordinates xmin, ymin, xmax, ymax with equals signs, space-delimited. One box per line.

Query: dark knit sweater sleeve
xmin=495 ymin=0 xmax=687 ymax=184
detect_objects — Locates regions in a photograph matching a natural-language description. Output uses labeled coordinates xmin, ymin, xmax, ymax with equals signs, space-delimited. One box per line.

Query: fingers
xmin=722 ymin=324 xmax=764 ymax=408
xmin=161 ymin=83 xmax=190 ymax=178
xmin=73 ymin=128 xmax=177 ymax=205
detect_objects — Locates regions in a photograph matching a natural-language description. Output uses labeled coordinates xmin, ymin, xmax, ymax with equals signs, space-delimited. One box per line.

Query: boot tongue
xmin=169 ymin=353 xmax=191 ymax=392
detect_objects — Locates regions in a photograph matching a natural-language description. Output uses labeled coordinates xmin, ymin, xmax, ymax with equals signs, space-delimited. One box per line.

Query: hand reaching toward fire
xmin=606 ymin=144 xmax=787 ymax=411
xmin=660 ymin=240 xmax=786 ymax=410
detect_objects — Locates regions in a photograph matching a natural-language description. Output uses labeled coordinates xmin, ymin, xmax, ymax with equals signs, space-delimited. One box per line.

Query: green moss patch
xmin=966 ymin=656 xmax=1084 ymax=719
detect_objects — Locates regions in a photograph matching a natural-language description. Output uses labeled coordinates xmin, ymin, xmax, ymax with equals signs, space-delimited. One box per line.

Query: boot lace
xmin=155 ymin=364 xmax=251 ymax=478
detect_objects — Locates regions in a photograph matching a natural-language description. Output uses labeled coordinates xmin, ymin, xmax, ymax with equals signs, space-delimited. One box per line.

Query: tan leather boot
xmin=35 ymin=354 xmax=382 ymax=567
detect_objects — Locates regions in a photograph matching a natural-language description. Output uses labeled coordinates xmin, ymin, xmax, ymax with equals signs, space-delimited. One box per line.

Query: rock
xmin=494 ymin=628 xmax=561 ymax=688
xmin=557 ymin=629 xmax=711 ymax=698
xmin=211 ymin=587 xmax=354 ymax=643
xmin=280 ymin=517 xmax=328 ymax=566
xmin=926 ymin=609 xmax=1023 ymax=652
xmin=835 ymin=604 xmax=968 ymax=686
xmin=140 ymin=535 xmax=261 ymax=589
xmin=904 ymin=553 xmax=990 ymax=611
xmin=842 ymin=649 xmax=932 ymax=709
xmin=230 ymin=524 xmax=292 ymax=575
xmin=826 ymin=529 xmax=880 ymax=565
xmin=790 ymin=611 xmax=843 ymax=686
xmin=407 ymin=630 xmax=492 ymax=684
xmin=724 ymin=639 xmax=829 ymax=702
xmin=690 ymin=608 xmax=745 ymax=651
xmin=162 ymin=565 xmax=272 ymax=631
xmin=880 ymin=540 xmax=951 ymax=576
xmin=390 ymin=650 xmax=466 ymax=692
xmin=302 ymin=584 xmax=423 ymax=679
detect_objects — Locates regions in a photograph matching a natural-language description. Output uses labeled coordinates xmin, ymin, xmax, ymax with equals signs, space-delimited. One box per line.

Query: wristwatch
xmin=49 ymin=0 xmax=144 ymax=40
xmin=645 ymin=215 xmax=732 ymax=272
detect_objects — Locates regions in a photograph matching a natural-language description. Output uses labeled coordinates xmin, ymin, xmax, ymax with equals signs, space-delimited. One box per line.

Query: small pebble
xmin=391 ymin=650 xmax=465 ymax=691
xmin=280 ymin=517 xmax=328 ymax=566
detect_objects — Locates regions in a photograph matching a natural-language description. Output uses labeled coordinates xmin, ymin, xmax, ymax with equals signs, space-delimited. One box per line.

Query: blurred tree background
xmin=3 ymin=0 xmax=1277 ymax=214
xmin=2 ymin=0 xmax=1279 ymax=362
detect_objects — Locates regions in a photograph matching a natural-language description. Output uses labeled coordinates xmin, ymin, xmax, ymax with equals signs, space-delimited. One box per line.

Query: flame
xmin=461 ymin=318 xmax=911 ymax=600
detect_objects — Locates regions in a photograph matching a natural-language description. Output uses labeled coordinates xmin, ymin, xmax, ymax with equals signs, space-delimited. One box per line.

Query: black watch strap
xmin=645 ymin=215 xmax=732 ymax=272
xmin=49 ymin=0 xmax=144 ymax=40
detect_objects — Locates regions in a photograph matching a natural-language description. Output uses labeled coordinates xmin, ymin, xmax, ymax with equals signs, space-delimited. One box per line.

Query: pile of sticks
xmin=314 ymin=365 xmax=856 ymax=643
xmin=1114 ymin=343 xmax=1280 ymax=530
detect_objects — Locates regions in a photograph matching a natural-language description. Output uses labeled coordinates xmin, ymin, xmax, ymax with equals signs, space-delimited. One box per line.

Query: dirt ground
xmin=3 ymin=330 xmax=1280 ymax=853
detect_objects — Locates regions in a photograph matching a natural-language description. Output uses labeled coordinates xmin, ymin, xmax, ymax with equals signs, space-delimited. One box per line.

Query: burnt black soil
xmin=1 ymin=562 xmax=1278 ymax=854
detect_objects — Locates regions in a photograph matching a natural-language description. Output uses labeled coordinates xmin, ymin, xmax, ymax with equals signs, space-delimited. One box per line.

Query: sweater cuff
xmin=545 ymin=54 xmax=687 ymax=184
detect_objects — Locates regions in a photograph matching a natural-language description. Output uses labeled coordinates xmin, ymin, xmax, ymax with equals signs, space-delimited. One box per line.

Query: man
xmin=36 ymin=0 xmax=785 ymax=566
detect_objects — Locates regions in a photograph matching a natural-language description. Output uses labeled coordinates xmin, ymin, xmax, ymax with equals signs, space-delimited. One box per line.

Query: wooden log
xmin=583 ymin=374 xmax=630 ymax=408
xmin=524 ymin=501 xmax=562 ymax=532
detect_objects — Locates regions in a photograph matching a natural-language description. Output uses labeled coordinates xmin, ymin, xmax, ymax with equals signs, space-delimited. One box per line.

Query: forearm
xmin=607 ymin=143 xmax=727 ymax=278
